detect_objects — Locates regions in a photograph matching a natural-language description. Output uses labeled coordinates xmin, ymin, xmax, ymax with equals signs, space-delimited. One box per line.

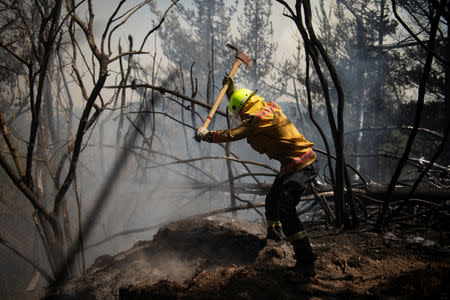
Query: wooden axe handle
xmin=201 ymin=59 xmax=243 ymax=129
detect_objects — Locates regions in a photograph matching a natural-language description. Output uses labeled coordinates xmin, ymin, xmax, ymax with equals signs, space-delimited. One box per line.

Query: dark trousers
xmin=265 ymin=161 xmax=318 ymax=240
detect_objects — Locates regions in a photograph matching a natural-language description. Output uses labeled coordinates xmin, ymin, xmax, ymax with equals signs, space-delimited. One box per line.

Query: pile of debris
xmin=18 ymin=218 xmax=450 ymax=299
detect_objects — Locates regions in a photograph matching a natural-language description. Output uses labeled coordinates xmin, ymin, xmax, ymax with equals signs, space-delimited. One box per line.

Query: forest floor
xmin=19 ymin=218 xmax=450 ymax=300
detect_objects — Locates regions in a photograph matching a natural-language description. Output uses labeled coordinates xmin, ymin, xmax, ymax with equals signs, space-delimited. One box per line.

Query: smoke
xmin=64 ymin=75 xmax=274 ymax=281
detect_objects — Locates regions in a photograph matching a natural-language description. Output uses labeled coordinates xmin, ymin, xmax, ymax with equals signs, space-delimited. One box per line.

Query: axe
xmin=200 ymin=44 xmax=254 ymax=130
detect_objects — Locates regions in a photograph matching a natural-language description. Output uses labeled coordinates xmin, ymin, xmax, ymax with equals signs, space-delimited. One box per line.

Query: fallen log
xmin=192 ymin=183 xmax=450 ymax=202
xmin=86 ymin=184 xmax=449 ymax=249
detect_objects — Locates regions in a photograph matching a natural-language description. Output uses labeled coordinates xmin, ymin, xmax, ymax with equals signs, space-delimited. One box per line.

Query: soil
xmin=19 ymin=218 xmax=450 ymax=300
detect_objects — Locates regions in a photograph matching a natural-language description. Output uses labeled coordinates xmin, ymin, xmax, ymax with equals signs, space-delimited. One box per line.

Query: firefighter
xmin=195 ymin=75 xmax=319 ymax=277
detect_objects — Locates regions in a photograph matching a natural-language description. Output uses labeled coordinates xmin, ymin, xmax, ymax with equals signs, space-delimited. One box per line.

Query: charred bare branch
xmin=376 ymin=0 xmax=446 ymax=230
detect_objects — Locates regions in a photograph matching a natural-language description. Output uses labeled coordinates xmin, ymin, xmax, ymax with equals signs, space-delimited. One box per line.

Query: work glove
xmin=222 ymin=73 xmax=236 ymax=98
xmin=194 ymin=127 xmax=209 ymax=142
xmin=222 ymin=73 xmax=234 ymax=87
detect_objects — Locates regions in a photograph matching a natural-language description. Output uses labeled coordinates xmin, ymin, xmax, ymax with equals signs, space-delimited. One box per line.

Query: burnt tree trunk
xmin=376 ymin=0 xmax=446 ymax=230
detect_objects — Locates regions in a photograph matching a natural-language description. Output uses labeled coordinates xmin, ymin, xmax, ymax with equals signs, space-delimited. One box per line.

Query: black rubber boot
xmin=266 ymin=225 xmax=285 ymax=242
xmin=293 ymin=238 xmax=317 ymax=277
xmin=294 ymin=260 xmax=316 ymax=278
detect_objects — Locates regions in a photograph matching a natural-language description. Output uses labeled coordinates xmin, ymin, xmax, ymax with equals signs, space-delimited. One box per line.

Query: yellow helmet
xmin=229 ymin=89 xmax=255 ymax=116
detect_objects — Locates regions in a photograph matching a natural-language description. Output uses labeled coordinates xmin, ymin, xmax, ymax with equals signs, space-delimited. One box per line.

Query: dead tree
xmin=376 ymin=0 xmax=449 ymax=231
xmin=0 ymin=0 xmax=178 ymax=286
xmin=276 ymin=0 xmax=357 ymax=228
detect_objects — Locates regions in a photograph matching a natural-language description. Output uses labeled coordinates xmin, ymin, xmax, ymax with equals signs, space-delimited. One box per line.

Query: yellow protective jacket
xmin=205 ymin=94 xmax=316 ymax=174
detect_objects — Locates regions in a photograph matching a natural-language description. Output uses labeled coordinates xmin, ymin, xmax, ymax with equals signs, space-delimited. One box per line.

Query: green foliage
xmin=312 ymin=0 xmax=448 ymax=182
xmin=233 ymin=0 xmax=277 ymax=89
xmin=156 ymin=0 xmax=237 ymax=101
xmin=156 ymin=0 xmax=277 ymax=101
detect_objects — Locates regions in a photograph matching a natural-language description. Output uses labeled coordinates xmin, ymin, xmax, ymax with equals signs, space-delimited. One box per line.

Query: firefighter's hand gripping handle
xmin=194 ymin=127 xmax=208 ymax=142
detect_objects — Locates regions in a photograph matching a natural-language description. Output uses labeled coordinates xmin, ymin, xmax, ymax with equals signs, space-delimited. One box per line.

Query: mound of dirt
xmin=20 ymin=218 xmax=450 ymax=299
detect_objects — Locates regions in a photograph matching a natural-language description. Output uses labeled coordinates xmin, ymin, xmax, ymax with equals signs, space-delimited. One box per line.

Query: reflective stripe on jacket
xmin=206 ymin=94 xmax=316 ymax=173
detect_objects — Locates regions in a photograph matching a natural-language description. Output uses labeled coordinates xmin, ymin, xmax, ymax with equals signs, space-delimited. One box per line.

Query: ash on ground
xmin=18 ymin=218 xmax=450 ymax=300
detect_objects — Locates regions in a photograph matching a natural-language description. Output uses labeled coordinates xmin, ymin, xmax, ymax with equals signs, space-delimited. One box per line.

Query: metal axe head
xmin=226 ymin=43 xmax=254 ymax=68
